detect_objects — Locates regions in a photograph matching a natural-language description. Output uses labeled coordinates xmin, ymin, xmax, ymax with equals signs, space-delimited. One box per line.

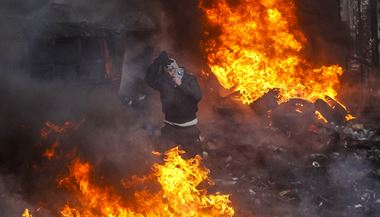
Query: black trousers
xmin=158 ymin=124 xmax=202 ymax=158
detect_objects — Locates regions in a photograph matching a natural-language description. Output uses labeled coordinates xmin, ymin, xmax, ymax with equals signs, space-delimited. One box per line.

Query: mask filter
xmin=176 ymin=68 xmax=184 ymax=80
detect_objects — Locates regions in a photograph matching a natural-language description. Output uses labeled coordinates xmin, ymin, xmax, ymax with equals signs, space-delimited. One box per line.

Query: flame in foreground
xmin=59 ymin=147 xmax=234 ymax=217
xmin=22 ymin=209 xmax=33 ymax=217
xmin=200 ymin=0 xmax=343 ymax=104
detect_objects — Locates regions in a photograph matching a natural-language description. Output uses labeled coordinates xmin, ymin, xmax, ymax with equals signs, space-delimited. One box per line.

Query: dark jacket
xmin=145 ymin=60 xmax=202 ymax=124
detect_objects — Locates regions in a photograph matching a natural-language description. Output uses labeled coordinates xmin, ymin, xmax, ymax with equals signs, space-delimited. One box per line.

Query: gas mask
xmin=175 ymin=67 xmax=184 ymax=80
xmin=165 ymin=58 xmax=184 ymax=80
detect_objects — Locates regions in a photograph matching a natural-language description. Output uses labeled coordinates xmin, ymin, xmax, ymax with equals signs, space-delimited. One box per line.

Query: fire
xmin=22 ymin=209 xmax=33 ymax=217
xmin=200 ymin=0 xmax=344 ymax=104
xmin=58 ymin=147 xmax=234 ymax=217
xmin=345 ymin=113 xmax=355 ymax=121
xmin=43 ymin=140 xmax=59 ymax=160
xmin=40 ymin=119 xmax=84 ymax=160
xmin=315 ymin=111 xmax=328 ymax=124
xmin=24 ymin=120 xmax=234 ymax=216
xmin=295 ymin=103 xmax=304 ymax=113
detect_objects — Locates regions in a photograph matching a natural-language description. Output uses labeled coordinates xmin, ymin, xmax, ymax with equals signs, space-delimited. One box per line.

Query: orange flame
xmin=43 ymin=140 xmax=59 ymax=160
xmin=345 ymin=114 xmax=356 ymax=121
xmin=295 ymin=103 xmax=304 ymax=113
xmin=22 ymin=209 xmax=33 ymax=217
xmin=40 ymin=119 xmax=85 ymax=160
xmin=315 ymin=111 xmax=328 ymax=124
xmin=200 ymin=0 xmax=343 ymax=104
xmin=59 ymin=147 xmax=234 ymax=217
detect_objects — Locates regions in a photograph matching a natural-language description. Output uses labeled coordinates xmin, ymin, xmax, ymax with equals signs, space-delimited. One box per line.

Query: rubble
xmin=203 ymin=114 xmax=380 ymax=217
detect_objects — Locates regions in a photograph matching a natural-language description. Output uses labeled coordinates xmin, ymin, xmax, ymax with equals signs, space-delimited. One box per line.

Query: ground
xmin=1 ymin=76 xmax=380 ymax=217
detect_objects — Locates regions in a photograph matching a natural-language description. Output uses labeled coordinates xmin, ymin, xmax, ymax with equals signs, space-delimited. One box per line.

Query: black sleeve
xmin=145 ymin=51 xmax=169 ymax=91
xmin=178 ymin=75 xmax=202 ymax=101
xmin=145 ymin=60 xmax=161 ymax=91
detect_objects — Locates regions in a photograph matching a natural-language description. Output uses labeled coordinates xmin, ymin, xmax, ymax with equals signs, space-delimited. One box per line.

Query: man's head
xmin=164 ymin=58 xmax=179 ymax=77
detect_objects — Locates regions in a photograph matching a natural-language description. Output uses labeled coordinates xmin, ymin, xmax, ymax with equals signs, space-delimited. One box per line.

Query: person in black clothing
xmin=145 ymin=51 xmax=202 ymax=157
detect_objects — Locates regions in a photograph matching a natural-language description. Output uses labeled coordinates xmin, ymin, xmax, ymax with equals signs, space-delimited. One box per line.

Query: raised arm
xmin=145 ymin=51 xmax=169 ymax=91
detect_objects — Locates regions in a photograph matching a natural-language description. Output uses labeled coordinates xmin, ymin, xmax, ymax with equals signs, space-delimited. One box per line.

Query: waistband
xmin=164 ymin=118 xmax=198 ymax=127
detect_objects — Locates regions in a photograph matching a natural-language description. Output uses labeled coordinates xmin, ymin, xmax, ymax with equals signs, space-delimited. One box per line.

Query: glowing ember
xmin=22 ymin=209 xmax=33 ymax=217
xmin=40 ymin=119 xmax=84 ymax=160
xmin=295 ymin=103 xmax=304 ymax=113
xmin=40 ymin=121 xmax=75 ymax=139
xmin=200 ymin=0 xmax=344 ymax=104
xmin=40 ymin=118 xmax=85 ymax=139
xmin=345 ymin=114 xmax=356 ymax=121
xmin=315 ymin=111 xmax=328 ymax=124
xmin=58 ymin=147 xmax=234 ymax=217
xmin=43 ymin=140 xmax=59 ymax=160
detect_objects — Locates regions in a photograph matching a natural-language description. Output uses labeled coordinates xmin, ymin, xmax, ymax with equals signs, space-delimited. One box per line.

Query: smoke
xmin=0 ymin=0 xmax=207 ymax=214
xmin=0 ymin=0 xmax=168 ymax=215
xmin=295 ymin=0 xmax=351 ymax=67
xmin=158 ymin=0 xmax=204 ymax=59
xmin=1 ymin=0 xmax=379 ymax=217
xmin=0 ymin=72 xmax=161 ymax=213
xmin=292 ymin=151 xmax=380 ymax=217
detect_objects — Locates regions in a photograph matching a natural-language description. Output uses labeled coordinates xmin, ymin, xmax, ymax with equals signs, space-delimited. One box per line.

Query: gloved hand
xmin=154 ymin=51 xmax=169 ymax=66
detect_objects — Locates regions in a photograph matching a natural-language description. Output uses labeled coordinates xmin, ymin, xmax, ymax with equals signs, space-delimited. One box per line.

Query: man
xmin=145 ymin=51 xmax=202 ymax=157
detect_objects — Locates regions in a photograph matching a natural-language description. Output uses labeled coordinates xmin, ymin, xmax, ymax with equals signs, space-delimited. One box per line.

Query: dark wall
xmin=295 ymin=0 xmax=351 ymax=67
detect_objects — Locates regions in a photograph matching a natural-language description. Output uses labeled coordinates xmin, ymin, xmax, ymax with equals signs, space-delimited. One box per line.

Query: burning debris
xmin=199 ymin=0 xmax=358 ymax=142
xmin=58 ymin=147 xmax=234 ymax=217
xmin=20 ymin=119 xmax=234 ymax=217
xmin=200 ymin=0 xmax=344 ymax=105
xmin=23 ymin=145 xmax=234 ymax=217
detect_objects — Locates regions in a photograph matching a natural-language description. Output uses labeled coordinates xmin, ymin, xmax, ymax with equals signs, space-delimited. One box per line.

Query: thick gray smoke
xmin=0 ymin=0 xmax=166 ymax=216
